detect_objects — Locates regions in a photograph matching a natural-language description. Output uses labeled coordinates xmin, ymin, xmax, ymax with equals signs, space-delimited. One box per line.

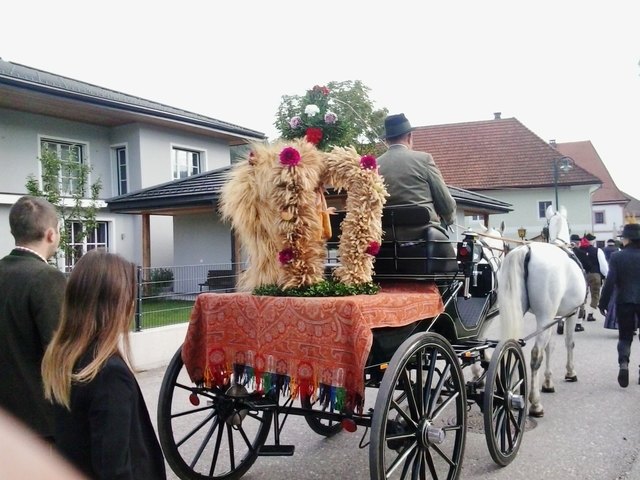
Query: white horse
xmin=498 ymin=207 xmax=587 ymax=417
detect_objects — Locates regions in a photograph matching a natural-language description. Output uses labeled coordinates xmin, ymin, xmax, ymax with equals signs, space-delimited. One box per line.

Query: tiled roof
xmin=411 ymin=117 xmax=601 ymax=190
xmin=555 ymin=141 xmax=627 ymax=204
xmin=0 ymin=59 xmax=265 ymax=140
xmin=106 ymin=166 xmax=233 ymax=212
xmin=106 ymin=165 xmax=511 ymax=215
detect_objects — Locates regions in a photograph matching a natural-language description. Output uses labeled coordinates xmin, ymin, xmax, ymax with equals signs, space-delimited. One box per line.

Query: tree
xmin=274 ymin=80 xmax=388 ymax=155
xmin=25 ymin=148 xmax=102 ymax=269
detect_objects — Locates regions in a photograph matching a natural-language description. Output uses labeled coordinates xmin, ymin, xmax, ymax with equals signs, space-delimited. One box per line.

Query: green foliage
xmin=253 ymin=280 xmax=380 ymax=297
xmin=25 ymin=148 xmax=102 ymax=264
xmin=274 ymin=80 xmax=388 ymax=155
xmin=150 ymin=267 xmax=174 ymax=282
xmin=148 ymin=268 xmax=174 ymax=294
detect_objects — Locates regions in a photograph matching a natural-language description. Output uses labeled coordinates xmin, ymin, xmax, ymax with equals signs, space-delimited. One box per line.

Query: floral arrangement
xmin=220 ymin=129 xmax=387 ymax=293
xmin=279 ymin=85 xmax=348 ymax=152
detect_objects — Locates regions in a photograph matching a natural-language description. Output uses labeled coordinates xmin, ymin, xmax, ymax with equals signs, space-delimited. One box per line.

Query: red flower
xmin=366 ymin=241 xmax=381 ymax=256
xmin=305 ymin=127 xmax=323 ymax=145
xmin=279 ymin=147 xmax=301 ymax=166
xmin=360 ymin=155 xmax=377 ymax=170
xmin=278 ymin=248 xmax=295 ymax=264
xmin=313 ymin=85 xmax=330 ymax=96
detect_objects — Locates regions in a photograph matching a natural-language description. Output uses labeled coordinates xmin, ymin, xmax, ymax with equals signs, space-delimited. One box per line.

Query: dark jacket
xmin=54 ymin=353 xmax=166 ymax=480
xmin=573 ymin=245 xmax=600 ymax=274
xmin=599 ymin=247 xmax=640 ymax=309
xmin=377 ymin=145 xmax=456 ymax=225
xmin=603 ymin=245 xmax=619 ymax=262
xmin=0 ymin=249 xmax=66 ymax=439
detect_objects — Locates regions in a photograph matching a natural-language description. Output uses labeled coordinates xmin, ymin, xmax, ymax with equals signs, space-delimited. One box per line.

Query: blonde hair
xmin=42 ymin=249 xmax=137 ymax=409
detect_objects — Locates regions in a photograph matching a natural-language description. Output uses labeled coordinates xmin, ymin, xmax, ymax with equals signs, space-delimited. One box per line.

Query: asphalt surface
xmin=137 ymin=310 xmax=640 ymax=480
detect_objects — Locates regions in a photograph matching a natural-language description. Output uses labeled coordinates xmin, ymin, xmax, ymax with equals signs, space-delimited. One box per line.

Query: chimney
xmin=549 ymin=139 xmax=557 ymax=148
xmin=493 ymin=112 xmax=501 ymax=120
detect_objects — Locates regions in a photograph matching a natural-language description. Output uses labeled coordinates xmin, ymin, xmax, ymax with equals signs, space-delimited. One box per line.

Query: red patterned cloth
xmin=182 ymin=282 xmax=444 ymax=412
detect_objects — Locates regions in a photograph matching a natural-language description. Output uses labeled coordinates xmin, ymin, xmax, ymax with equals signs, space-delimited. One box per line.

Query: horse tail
xmin=497 ymin=245 xmax=530 ymax=341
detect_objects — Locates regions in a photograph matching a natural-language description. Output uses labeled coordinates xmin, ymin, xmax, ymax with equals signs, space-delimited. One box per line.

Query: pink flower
xmin=279 ymin=147 xmax=301 ymax=166
xmin=289 ymin=116 xmax=302 ymax=129
xmin=360 ymin=155 xmax=377 ymax=170
xmin=366 ymin=241 xmax=381 ymax=256
xmin=324 ymin=111 xmax=337 ymax=124
xmin=278 ymin=248 xmax=295 ymax=264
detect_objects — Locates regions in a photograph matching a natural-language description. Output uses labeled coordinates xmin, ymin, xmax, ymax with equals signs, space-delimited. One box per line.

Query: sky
xmin=3 ymin=1 xmax=639 ymax=197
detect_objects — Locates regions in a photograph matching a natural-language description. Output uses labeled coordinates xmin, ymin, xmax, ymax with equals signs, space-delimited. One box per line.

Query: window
xmin=538 ymin=201 xmax=552 ymax=219
xmin=64 ymin=221 xmax=109 ymax=272
xmin=172 ymin=148 xmax=201 ymax=180
xmin=594 ymin=211 xmax=605 ymax=224
xmin=41 ymin=139 xmax=85 ymax=195
xmin=115 ymin=147 xmax=128 ymax=195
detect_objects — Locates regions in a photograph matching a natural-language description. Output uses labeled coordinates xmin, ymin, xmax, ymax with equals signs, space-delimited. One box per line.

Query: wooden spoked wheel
xmin=370 ymin=332 xmax=467 ymax=480
xmin=483 ymin=339 xmax=528 ymax=466
xmin=157 ymin=346 xmax=272 ymax=480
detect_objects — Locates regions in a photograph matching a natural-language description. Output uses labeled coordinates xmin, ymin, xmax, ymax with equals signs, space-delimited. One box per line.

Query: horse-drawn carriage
xmin=155 ymin=139 xmax=531 ymax=479
xmin=157 ymin=210 xmax=529 ymax=479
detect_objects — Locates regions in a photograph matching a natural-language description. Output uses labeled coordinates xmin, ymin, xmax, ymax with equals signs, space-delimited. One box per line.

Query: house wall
xmin=173 ymin=212 xmax=232 ymax=264
xmin=137 ymin=125 xmax=230 ymax=188
xmin=0 ymin=108 xmax=237 ymax=268
xmin=0 ymin=109 xmax=136 ymax=262
xmin=592 ymin=203 xmax=625 ymax=242
xmin=483 ymin=185 xmax=594 ymax=240
xmin=0 ymin=108 xmax=113 ymax=194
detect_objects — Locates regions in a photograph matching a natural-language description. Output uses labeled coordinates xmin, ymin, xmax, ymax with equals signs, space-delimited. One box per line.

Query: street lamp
xmin=553 ymin=156 xmax=574 ymax=210
xmin=517 ymin=227 xmax=527 ymax=240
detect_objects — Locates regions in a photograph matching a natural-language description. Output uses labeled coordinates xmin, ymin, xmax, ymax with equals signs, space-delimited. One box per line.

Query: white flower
xmin=305 ymin=104 xmax=320 ymax=117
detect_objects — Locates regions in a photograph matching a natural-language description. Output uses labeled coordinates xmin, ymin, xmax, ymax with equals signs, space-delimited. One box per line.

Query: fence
xmin=134 ymin=262 xmax=243 ymax=331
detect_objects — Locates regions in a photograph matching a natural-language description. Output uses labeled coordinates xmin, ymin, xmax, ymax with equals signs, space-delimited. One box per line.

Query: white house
xmin=0 ymin=58 xmax=266 ymax=270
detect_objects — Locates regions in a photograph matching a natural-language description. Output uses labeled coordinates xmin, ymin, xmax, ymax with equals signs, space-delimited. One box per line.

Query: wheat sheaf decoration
xmin=219 ymin=140 xmax=388 ymax=293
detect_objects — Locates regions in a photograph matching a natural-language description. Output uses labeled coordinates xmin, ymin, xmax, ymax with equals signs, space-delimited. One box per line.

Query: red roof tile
xmin=410 ymin=117 xmax=601 ymax=191
xmin=555 ymin=141 xmax=627 ymax=204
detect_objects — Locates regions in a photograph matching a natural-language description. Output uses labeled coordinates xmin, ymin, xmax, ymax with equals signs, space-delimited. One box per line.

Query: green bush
xmin=149 ymin=268 xmax=174 ymax=294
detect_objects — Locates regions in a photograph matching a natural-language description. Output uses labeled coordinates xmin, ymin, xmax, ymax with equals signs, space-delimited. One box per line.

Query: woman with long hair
xmin=42 ymin=249 xmax=166 ymax=479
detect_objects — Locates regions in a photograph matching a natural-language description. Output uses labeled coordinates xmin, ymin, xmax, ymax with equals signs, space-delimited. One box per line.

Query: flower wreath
xmin=219 ymin=140 xmax=388 ymax=292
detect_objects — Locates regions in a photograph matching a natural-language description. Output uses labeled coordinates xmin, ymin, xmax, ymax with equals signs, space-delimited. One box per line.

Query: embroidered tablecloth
xmin=182 ymin=282 xmax=444 ymax=412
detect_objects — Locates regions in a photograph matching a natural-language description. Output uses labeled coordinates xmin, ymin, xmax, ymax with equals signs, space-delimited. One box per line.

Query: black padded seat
xmin=326 ymin=206 xmax=458 ymax=278
xmin=375 ymin=206 xmax=458 ymax=276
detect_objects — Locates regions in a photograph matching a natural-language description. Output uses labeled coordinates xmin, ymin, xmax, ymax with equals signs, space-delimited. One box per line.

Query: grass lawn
xmin=135 ymin=298 xmax=195 ymax=329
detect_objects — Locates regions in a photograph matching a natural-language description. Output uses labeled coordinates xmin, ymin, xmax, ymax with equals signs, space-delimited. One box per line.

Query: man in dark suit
xmin=377 ymin=113 xmax=456 ymax=227
xmin=0 ymin=196 xmax=66 ymax=442
xmin=599 ymin=223 xmax=640 ymax=388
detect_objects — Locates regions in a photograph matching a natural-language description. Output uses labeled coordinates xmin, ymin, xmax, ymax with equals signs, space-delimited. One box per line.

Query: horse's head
xmin=475 ymin=221 xmax=506 ymax=271
xmin=546 ymin=205 xmax=570 ymax=245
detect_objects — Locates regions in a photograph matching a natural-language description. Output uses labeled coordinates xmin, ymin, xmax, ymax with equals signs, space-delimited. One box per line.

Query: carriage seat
xmin=326 ymin=206 xmax=457 ymax=277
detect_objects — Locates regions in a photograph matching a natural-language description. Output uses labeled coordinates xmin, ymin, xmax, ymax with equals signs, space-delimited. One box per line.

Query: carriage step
xmin=258 ymin=445 xmax=295 ymax=456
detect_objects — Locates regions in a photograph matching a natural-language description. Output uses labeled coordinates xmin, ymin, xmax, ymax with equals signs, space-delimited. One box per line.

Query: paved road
xmin=137 ymin=311 xmax=640 ymax=479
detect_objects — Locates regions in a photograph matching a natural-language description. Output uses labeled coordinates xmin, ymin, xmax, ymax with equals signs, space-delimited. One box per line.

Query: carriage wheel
xmin=370 ymin=332 xmax=466 ymax=480
xmin=483 ymin=339 xmax=528 ymax=466
xmin=158 ymin=346 xmax=273 ymax=480
xmin=301 ymin=396 xmax=343 ymax=437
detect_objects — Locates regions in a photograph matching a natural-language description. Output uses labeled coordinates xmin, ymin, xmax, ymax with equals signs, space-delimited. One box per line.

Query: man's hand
xmin=599 ymin=307 xmax=607 ymax=316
